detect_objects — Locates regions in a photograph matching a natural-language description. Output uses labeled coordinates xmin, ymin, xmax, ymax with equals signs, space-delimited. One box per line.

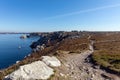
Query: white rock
xmin=42 ymin=56 xmax=61 ymax=67
xmin=60 ymin=73 xmax=65 ymax=76
xmin=16 ymin=61 xmax=20 ymax=64
xmin=5 ymin=61 xmax=54 ymax=80
xmin=28 ymin=54 xmax=30 ymax=56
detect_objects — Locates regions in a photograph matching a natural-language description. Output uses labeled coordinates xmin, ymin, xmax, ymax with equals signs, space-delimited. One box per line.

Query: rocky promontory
xmin=30 ymin=31 xmax=89 ymax=52
xmin=1 ymin=31 xmax=120 ymax=80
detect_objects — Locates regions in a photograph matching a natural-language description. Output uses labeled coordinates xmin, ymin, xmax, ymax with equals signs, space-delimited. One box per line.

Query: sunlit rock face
xmin=4 ymin=56 xmax=61 ymax=80
xmin=42 ymin=56 xmax=61 ymax=67
xmin=5 ymin=61 xmax=54 ymax=80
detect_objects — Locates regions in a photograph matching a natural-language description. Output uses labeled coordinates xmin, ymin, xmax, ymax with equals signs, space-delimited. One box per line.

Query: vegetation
xmin=92 ymin=38 xmax=120 ymax=74
xmin=1 ymin=31 xmax=120 ymax=79
xmin=0 ymin=32 xmax=89 ymax=79
xmin=90 ymin=32 xmax=120 ymax=42
xmin=57 ymin=37 xmax=89 ymax=53
xmin=92 ymin=50 xmax=120 ymax=73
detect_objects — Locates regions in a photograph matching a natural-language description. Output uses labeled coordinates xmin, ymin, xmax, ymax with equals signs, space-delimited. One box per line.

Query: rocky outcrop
xmin=4 ymin=56 xmax=61 ymax=80
xmin=32 ymin=44 xmax=45 ymax=52
xmin=5 ymin=61 xmax=54 ymax=80
xmin=30 ymin=31 xmax=85 ymax=50
xmin=42 ymin=56 xmax=61 ymax=67
xmin=20 ymin=34 xmax=27 ymax=39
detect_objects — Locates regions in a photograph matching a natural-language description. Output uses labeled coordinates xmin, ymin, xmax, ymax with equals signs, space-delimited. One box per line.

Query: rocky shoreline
xmin=0 ymin=31 xmax=120 ymax=80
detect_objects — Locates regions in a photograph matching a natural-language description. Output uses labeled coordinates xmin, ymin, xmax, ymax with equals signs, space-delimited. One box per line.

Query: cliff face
xmin=30 ymin=32 xmax=68 ymax=48
xmin=30 ymin=31 xmax=89 ymax=50
xmin=1 ymin=31 xmax=120 ymax=80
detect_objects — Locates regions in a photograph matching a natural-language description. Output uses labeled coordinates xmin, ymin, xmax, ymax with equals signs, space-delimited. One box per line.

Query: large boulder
xmin=42 ymin=56 xmax=61 ymax=67
xmin=5 ymin=61 xmax=54 ymax=80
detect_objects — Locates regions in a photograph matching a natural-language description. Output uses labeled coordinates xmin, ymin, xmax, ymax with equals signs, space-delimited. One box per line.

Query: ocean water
xmin=0 ymin=34 xmax=39 ymax=69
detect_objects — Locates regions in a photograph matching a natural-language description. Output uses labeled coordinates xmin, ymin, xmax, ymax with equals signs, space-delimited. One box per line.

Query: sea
xmin=0 ymin=34 xmax=39 ymax=69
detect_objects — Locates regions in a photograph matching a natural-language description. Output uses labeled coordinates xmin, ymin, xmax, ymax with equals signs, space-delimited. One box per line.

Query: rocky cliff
xmin=1 ymin=31 xmax=120 ymax=80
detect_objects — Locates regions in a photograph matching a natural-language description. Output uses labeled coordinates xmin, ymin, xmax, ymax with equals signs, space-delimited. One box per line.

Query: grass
xmin=1 ymin=32 xmax=120 ymax=79
xmin=57 ymin=38 xmax=89 ymax=52
xmin=91 ymin=33 xmax=120 ymax=74
xmin=0 ymin=36 xmax=89 ymax=79
xmin=90 ymin=32 xmax=120 ymax=42
xmin=4 ymin=32 xmax=120 ymax=79
xmin=92 ymin=50 xmax=120 ymax=74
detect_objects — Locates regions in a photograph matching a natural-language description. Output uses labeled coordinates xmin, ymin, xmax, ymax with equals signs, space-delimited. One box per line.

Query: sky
xmin=0 ymin=0 xmax=120 ymax=32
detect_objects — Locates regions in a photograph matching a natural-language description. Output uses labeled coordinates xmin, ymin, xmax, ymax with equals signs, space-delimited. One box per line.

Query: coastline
xmin=1 ymin=31 xmax=120 ymax=80
xmin=0 ymin=34 xmax=38 ymax=69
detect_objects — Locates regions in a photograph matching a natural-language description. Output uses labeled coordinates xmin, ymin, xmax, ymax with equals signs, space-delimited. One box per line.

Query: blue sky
xmin=0 ymin=0 xmax=120 ymax=32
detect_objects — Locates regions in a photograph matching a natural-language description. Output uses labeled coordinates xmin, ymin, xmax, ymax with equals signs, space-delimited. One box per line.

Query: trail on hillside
xmin=51 ymin=40 xmax=120 ymax=80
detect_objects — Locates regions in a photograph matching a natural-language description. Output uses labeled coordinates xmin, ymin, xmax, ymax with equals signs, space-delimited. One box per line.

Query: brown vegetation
xmin=90 ymin=32 xmax=120 ymax=42
xmin=92 ymin=35 xmax=120 ymax=75
xmin=57 ymin=37 xmax=89 ymax=53
xmin=0 ymin=32 xmax=89 ymax=79
xmin=1 ymin=31 xmax=120 ymax=79
xmin=92 ymin=50 xmax=120 ymax=74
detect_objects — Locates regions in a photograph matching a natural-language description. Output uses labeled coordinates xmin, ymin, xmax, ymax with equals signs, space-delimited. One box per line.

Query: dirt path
xmin=51 ymin=41 xmax=120 ymax=80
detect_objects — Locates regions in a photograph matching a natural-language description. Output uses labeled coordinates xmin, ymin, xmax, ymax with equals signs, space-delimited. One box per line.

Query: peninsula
xmin=0 ymin=31 xmax=120 ymax=80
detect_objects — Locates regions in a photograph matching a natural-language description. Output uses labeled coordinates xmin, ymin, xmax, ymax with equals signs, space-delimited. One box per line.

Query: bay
xmin=0 ymin=34 xmax=39 ymax=69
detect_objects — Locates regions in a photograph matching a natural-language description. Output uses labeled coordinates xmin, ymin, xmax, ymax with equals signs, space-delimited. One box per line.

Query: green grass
xmin=92 ymin=50 xmax=120 ymax=73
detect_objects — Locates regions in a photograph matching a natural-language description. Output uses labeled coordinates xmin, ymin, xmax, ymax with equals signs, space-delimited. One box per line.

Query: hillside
xmin=1 ymin=31 xmax=120 ymax=80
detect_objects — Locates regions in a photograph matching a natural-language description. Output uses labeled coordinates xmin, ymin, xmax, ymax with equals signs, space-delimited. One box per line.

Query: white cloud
xmin=44 ymin=3 xmax=120 ymax=20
